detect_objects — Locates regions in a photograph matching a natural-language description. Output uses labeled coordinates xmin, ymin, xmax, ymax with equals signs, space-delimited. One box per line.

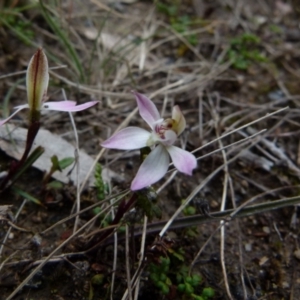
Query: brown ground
xmin=1 ymin=0 xmax=300 ymax=299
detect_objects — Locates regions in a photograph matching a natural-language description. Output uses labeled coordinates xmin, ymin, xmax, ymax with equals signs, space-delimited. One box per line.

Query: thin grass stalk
xmin=210 ymin=95 xmax=233 ymax=300
xmin=159 ymin=131 xmax=265 ymax=237
xmin=0 ymin=199 xmax=27 ymax=263
xmin=62 ymin=89 xmax=81 ymax=233
xmin=39 ymin=0 xmax=85 ymax=82
xmin=133 ymin=215 xmax=148 ymax=300
xmin=110 ymin=195 xmax=118 ymax=300
xmin=41 ymin=190 xmax=128 ymax=235
xmin=125 ymin=224 xmax=132 ymax=300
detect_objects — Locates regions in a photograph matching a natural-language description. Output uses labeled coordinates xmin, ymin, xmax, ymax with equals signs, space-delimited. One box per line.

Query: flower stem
xmin=0 ymin=120 xmax=40 ymax=191
xmin=85 ymin=192 xmax=138 ymax=254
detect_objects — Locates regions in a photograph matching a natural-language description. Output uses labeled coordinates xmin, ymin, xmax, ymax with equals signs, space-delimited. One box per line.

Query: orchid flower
xmin=0 ymin=48 xmax=98 ymax=126
xmin=101 ymin=92 xmax=197 ymax=190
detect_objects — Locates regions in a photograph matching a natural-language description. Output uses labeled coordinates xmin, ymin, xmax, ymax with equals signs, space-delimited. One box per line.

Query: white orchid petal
xmin=167 ymin=146 xmax=197 ymax=175
xmin=172 ymin=105 xmax=186 ymax=136
xmin=26 ymin=48 xmax=49 ymax=111
xmin=42 ymin=101 xmax=98 ymax=112
xmin=0 ymin=106 xmax=28 ymax=127
xmin=101 ymin=127 xmax=151 ymax=150
xmin=131 ymin=144 xmax=169 ymax=190
xmin=133 ymin=92 xmax=161 ymax=129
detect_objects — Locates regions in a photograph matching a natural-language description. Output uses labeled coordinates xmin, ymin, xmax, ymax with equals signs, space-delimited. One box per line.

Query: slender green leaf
xmin=58 ymin=157 xmax=75 ymax=170
xmin=12 ymin=186 xmax=44 ymax=206
xmin=46 ymin=181 xmax=64 ymax=189
xmin=11 ymin=146 xmax=45 ymax=184
xmin=51 ymin=155 xmax=60 ymax=171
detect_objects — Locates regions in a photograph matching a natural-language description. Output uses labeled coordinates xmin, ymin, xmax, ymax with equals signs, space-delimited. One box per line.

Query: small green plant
xmin=269 ymin=24 xmax=283 ymax=34
xmin=136 ymin=187 xmax=162 ymax=220
xmin=94 ymin=163 xmax=109 ymax=200
xmin=171 ymin=15 xmax=198 ymax=46
xmin=156 ymin=1 xmax=178 ymax=17
xmin=182 ymin=200 xmax=199 ymax=237
xmin=176 ymin=265 xmax=215 ymax=300
xmin=0 ymin=3 xmax=36 ymax=46
xmin=149 ymin=256 xmax=172 ymax=295
xmin=92 ymin=206 xmax=112 ymax=228
xmin=177 ymin=274 xmax=202 ymax=297
xmin=156 ymin=1 xmax=198 ymax=46
xmin=226 ymin=33 xmax=268 ymax=70
xmin=148 ymin=255 xmax=215 ymax=299
xmin=44 ymin=155 xmax=75 ymax=188
xmin=93 ymin=165 xmax=111 ymax=226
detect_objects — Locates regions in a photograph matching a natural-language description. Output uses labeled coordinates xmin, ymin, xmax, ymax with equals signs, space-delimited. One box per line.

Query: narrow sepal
xmin=172 ymin=105 xmax=186 ymax=136
xmin=133 ymin=92 xmax=160 ymax=129
xmin=131 ymin=145 xmax=169 ymax=190
xmin=26 ymin=48 xmax=49 ymax=112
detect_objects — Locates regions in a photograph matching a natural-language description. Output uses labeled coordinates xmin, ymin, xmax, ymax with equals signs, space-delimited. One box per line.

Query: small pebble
xmin=262 ymin=226 xmax=270 ymax=234
xmin=31 ymin=215 xmax=42 ymax=223
xmin=236 ymin=75 xmax=245 ymax=84
xmin=293 ymin=249 xmax=300 ymax=260
xmin=254 ymin=15 xmax=267 ymax=25
xmin=248 ymin=81 xmax=257 ymax=89
xmin=282 ymin=281 xmax=290 ymax=288
xmin=259 ymin=256 xmax=269 ymax=266
xmin=245 ymin=243 xmax=252 ymax=252
xmin=210 ymin=200 xmax=219 ymax=208
xmin=240 ymin=180 xmax=249 ymax=189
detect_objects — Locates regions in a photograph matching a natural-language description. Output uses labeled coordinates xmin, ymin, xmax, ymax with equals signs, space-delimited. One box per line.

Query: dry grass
xmin=1 ymin=0 xmax=300 ymax=299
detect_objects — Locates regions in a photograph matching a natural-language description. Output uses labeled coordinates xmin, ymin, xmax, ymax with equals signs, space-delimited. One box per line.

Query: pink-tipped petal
xmin=26 ymin=48 xmax=49 ymax=111
xmin=0 ymin=106 xmax=28 ymax=126
xmin=133 ymin=92 xmax=161 ymax=129
xmin=167 ymin=145 xmax=197 ymax=175
xmin=131 ymin=144 xmax=169 ymax=190
xmin=172 ymin=105 xmax=186 ymax=135
xmin=0 ymin=115 xmax=14 ymax=127
xmin=101 ymin=127 xmax=150 ymax=150
xmin=42 ymin=100 xmax=98 ymax=112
